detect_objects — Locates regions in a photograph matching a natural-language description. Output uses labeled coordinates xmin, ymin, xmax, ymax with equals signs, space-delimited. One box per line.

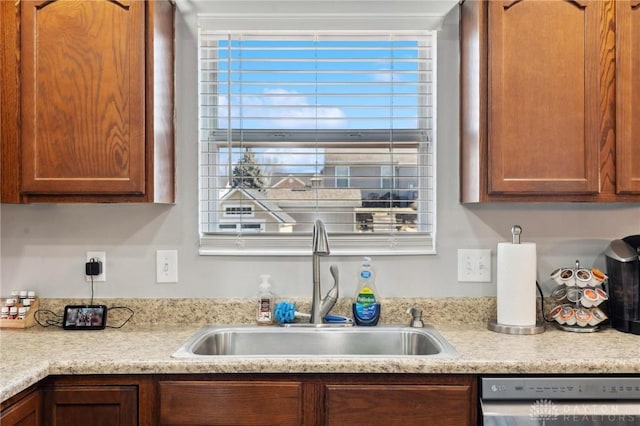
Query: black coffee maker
xmin=605 ymin=235 xmax=640 ymax=334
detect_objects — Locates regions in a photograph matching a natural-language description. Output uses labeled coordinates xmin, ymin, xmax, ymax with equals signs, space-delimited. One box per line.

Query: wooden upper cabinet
xmin=616 ymin=0 xmax=640 ymax=194
xmin=460 ymin=0 xmax=637 ymax=202
xmin=488 ymin=0 xmax=602 ymax=195
xmin=21 ymin=0 xmax=145 ymax=195
xmin=0 ymin=0 xmax=175 ymax=203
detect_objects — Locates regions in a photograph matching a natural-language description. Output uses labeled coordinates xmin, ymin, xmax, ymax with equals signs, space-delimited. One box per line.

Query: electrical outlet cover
xmin=85 ymin=251 xmax=106 ymax=282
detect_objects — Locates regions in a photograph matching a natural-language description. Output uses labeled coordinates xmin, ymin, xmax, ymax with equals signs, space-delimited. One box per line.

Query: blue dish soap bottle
xmin=352 ymin=257 xmax=381 ymax=326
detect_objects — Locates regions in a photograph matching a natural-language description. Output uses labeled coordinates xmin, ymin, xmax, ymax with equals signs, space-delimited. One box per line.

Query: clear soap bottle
xmin=256 ymin=274 xmax=274 ymax=325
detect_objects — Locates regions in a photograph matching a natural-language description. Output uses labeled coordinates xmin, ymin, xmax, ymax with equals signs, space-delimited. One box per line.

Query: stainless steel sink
xmin=172 ymin=325 xmax=458 ymax=358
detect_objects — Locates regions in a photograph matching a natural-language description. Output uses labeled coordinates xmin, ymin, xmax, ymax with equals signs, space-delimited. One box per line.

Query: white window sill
xmin=199 ymin=233 xmax=436 ymax=256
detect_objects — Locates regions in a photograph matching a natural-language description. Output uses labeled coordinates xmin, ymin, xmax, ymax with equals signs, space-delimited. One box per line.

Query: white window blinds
xmin=199 ymin=32 xmax=436 ymax=255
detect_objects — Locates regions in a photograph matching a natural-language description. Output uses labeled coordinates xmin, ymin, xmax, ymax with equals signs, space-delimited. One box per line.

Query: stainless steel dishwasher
xmin=481 ymin=377 xmax=640 ymax=425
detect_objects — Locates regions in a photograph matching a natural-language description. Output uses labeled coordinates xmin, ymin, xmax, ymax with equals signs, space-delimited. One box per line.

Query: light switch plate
xmin=457 ymin=249 xmax=491 ymax=282
xmin=156 ymin=250 xmax=178 ymax=283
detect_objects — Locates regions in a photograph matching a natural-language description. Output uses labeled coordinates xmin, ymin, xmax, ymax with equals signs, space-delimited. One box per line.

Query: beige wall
xmin=1 ymin=5 xmax=639 ymax=300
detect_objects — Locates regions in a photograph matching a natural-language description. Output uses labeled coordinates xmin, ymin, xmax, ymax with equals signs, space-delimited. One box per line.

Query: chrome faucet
xmin=310 ymin=219 xmax=339 ymax=324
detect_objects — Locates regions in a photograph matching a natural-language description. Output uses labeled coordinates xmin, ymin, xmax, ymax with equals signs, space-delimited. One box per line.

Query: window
xmin=381 ymin=166 xmax=395 ymax=190
xmin=219 ymin=223 xmax=265 ymax=233
xmin=224 ymin=205 xmax=254 ymax=217
xmin=335 ymin=166 xmax=350 ymax=188
xmin=199 ymin=30 xmax=436 ymax=255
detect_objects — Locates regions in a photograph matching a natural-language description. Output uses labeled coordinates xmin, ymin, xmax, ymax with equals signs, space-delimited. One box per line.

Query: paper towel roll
xmin=496 ymin=242 xmax=537 ymax=326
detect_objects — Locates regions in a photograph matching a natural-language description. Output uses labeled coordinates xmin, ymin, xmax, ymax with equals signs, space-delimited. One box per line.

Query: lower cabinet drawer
xmin=158 ymin=381 xmax=302 ymax=425
xmin=42 ymin=385 xmax=137 ymax=426
xmin=325 ymin=383 xmax=474 ymax=426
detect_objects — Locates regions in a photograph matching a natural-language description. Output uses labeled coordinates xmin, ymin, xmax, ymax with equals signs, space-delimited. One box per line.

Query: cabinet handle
xmin=36 ymin=0 xmax=130 ymax=11
xmin=503 ymin=0 xmax=586 ymax=10
xmin=108 ymin=0 xmax=131 ymax=10
xmin=502 ymin=1 xmax=522 ymax=10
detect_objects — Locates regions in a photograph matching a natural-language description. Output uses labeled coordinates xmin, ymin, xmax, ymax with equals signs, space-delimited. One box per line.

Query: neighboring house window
xmin=381 ymin=166 xmax=395 ymax=190
xmin=224 ymin=205 xmax=254 ymax=217
xmin=218 ymin=222 xmax=265 ymax=233
xmin=198 ymin=25 xmax=437 ymax=255
xmin=335 ymin=166 xmax=350 ymax=188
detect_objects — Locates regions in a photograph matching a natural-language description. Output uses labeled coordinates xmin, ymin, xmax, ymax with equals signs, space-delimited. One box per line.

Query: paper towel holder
xmin=488 ymin=319 xmax=545 ymax=334
xmin=488 ymin=224 xmax=546 ymax=334
xmin=511 ymin=225 xmax=522 ymax=244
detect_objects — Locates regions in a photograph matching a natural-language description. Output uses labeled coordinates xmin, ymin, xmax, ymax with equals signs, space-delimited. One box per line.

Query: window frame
xmin=198 ymin=31 xmax=438 ymax=256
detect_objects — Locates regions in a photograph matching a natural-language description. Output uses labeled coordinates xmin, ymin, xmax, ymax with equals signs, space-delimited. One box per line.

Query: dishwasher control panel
xmin=482 ymin=377 xmax=640 ymax=400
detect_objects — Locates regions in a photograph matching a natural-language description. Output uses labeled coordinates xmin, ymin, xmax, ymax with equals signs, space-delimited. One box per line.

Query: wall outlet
xmin=156 ymin=250 xmax=178 ymax=283
xmin=457 ymin=249 xmax=491 ymax=282
xmin=86 ymin=251 xmax=106 ymax=282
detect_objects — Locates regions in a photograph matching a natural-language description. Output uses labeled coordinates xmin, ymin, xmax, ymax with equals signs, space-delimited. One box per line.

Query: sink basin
xmin=172 ymin=325 xmax=458 ymax=358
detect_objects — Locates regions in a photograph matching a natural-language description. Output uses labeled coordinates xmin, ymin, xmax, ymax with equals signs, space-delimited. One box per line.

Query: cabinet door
xmin=617 ymin=0 xmax=640 ymax=194
xmin=158 ymin=381 xmax=303 ymax=425
xmin=0 ymin=0 xmax=21 ymax=201
xmin=20 ymin=0 xmax=146 ymax=195
xmin=42 ymin=385 xmax=137 ymax=426
xmin=488 ymin=0 xmax=602 ymax=195
xmin=324 ymin=383 xmax=474 ymax=426
xmin=0 ymin=389 xmax=41 ymax=426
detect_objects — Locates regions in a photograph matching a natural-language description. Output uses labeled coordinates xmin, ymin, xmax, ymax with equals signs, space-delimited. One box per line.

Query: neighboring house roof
xmin=271 ymin=175 xmax=308 ymax=189
xmin=220 ymin=178 xmax=361 ymax=228
xmin=220 ymin=187 xmax=296 ymax=225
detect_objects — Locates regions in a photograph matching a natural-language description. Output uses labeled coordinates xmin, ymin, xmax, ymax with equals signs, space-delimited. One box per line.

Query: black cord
xmin=105 ymin=306 xmax=135 ymax=328
xmin=90 ymin=275 xmax=94 ymax=305
xmin=34 ymin=309 xmax=64 ymax=328
xmin=536 ymin=280 xmax=553 ymax=323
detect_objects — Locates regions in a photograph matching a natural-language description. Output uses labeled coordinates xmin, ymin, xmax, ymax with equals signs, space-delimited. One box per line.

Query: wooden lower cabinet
xmin=158 ymin=380 xmax=303 ymax=425
xmin=325 ymin=383 xmax=473 ymax=426
xmin=0 ymin=387 xmax=41 ymax=426
xmin=157 ymin=374 xmax=477 ymax=426
xmin=1 ymin=374 xmax=476 ymax=426
xmin=42 ymin=385 xmax=137 ymax=426
xmin=40 ymin=376 xmax=153 ymax=426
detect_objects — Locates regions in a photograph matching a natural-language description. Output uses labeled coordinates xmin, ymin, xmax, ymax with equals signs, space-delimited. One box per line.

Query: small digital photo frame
xmin=63 ymin=305 xmax=107 ymax=330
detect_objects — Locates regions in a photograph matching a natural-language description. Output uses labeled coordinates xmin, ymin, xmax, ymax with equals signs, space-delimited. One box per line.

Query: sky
xmin=205 ymin=37 xmax=429 ymax=177
xmin=216 ymin=38 xmax=424 ymax=130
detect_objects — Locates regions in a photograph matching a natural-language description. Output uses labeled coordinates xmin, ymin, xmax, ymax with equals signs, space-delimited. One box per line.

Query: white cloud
xmin=218 ymin=89 xmax=347 ymax=129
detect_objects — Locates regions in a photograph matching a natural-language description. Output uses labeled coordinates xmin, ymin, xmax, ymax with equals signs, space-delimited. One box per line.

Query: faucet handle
xmin=406 ymin=307 xmax=424 ymax=328
xmin=319 ymin=265 xmax=339 ymax=318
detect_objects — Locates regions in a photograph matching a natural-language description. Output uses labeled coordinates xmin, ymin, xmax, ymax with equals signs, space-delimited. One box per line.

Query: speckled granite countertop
xmin=1 ymin=297 xmax=639 ymax=403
